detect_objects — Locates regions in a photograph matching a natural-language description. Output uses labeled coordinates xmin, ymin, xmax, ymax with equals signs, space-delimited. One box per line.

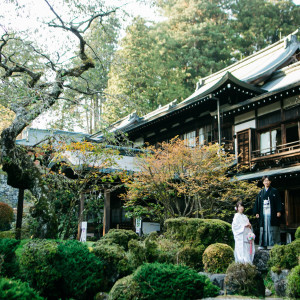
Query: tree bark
xmin=15 ymin=188 xmax=24 ymax=240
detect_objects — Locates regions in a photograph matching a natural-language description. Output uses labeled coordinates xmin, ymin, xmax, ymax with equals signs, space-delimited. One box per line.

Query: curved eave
xmin=124 ymin=72 xmax=266 ymax=133
xmin=184 ymin=71 xmax=265 ymax=103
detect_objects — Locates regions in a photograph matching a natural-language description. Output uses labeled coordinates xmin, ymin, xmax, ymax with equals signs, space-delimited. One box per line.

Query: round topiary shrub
xmin=109 ymin=262 xmax=219 ymax=300
xmin=203 ymin=243 xmax=234 ymax=274
xmin=0 ymin=202 xmax=14 ymax=231
xmin=96 ymin=229 xmax=138 ymax=251
xmin=286 ymin=265 xmax=300 ymax=299
xmin=20 ymin=239 xmax=106 ymax=299
xmin=295 ymin=226 xmax=300 ymax=239
xmin=0 ymin=277 xmax=43 ymax=300
xmin=93 ymin=242 xmax=131 ymax=284
xmin=20 ymin=239 xmax=61 ymax=298
xmin=164 ymin=217 xmax=234 ymax=248
xmin=109 ymin=275 xmax=140 ymax=300
xmin=224 ymin=262 xmax=265 ymax=297
xmin=0 ymin=238 xmax=20 ymax=277
xmin=268 ymin=239 xmax=300 ymax=272
xmin=177 ymin=244 xmax=205 ymax=271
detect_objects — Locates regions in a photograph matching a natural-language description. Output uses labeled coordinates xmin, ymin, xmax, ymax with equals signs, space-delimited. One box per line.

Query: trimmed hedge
xmin=268 ymin=239 xmax=300 ymax=272
xmin=225 ymin=262 xmax=265 ymax=297
xmin=295 ymin=226 xmax=300 ymax=239
xmin=93 ymin=242 xmax=131 ymax=284
xmin=0 ymin=202 xmax=14 ymax=231
xmin=203 ymin=243 xmax=234 ymax=273
xmin=177 ymin=244 xmax=205 ymax=271
xmin=286 ymin=265 xmax=300 ymax=299
xmin=20 ymin=239 xmax=106 ymax=299
xmin=96 ymin=229 xmax=138 ymax=251
xmin=0 ymin=277 xmax=43 ymax=300
xmin=109 ymin=262 xmax=220 ymax=300
xmin=164 ymin=217 xmax=234 ymax=248
xmin=0 ymin=230 xmax=15 ymax=239
xmin=0 ymin=238 xmax=20 ymax=277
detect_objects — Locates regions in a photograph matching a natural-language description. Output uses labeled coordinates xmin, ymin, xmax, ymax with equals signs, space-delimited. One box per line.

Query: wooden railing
xmin=251 ymin=140 xmax=300 ymax=159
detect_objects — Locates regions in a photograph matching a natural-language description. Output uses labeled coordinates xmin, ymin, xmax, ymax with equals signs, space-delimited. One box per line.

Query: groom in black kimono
xmin=253 ymin=175 xmax=283 ymax=250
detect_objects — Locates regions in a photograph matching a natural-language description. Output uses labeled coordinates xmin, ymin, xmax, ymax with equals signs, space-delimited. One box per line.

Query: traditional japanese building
xmin=90 ymin=31 xmax=300 ymax=237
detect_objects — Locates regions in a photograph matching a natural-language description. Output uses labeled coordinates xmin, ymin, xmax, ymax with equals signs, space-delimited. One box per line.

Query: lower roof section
xmin=236 ymin=165 xmax=300 ymax=181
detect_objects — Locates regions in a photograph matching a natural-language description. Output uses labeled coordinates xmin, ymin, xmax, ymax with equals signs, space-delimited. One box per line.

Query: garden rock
xmin=270 ymin=269 xmax=290 ymax=282
xmin=274 ymin=280 xmax=287 ymax=297
xmin=265 ymin=288 xmax=272 ymax=296
xmin=198 ymin=272 xmax=226 ymax=290
xmin=253 ymin=249 xmax=269 ymax=273
xmin=271 ymin=269 xmax=290 ymax=298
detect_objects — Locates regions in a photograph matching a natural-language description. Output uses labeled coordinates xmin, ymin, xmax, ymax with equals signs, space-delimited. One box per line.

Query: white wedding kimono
xmin=232 ymin=213 xmax=255 ymax=264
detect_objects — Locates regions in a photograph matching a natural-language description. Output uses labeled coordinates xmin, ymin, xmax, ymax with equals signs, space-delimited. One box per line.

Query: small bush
xmin=295 ymin=226 xmax=300 ymax=239
xmin=56 ymin=240 xmax=106 ymax=299
xmin=177 ymin=244 xmax=205 ymax=271
xmin=0 ymin=202 xmax=14 ymax=231
xmin=108 ymin=275 xmax=140 ymax=300
xmin=225 ymin=262 xmax=265 ymax=297
xmin=20 ymin=239 xmax=60 ymax=298
xmin=93 ymin=242 xmax=131 ymax=283
xmin=109 ymin=263 xmax=219 ymax=300
xmin=0 ymin=277 xmax=43 ymax=300
xmin=269 ymin=239 xmax=300 ymax=272
xmin=164 ymin=217 xmax=234 ymax=248
xmin=0 ymin=230 xmax=15 ymax=239
xmin=96 ymin=229 xmax=138 ymax=251
xmin=203 ymin=243 xmax=234 ymax=274
xmin=134 ymin=263 xmax=219 ymax=299
xmin=20 ymin=239 xmax=106 ymax=299
xmin=0 ymin=238 xmax=20 ymax=277
xmin=127 ymin=238 xmax=160 ymax=269
xmin=286 ymin=265 xmax=300 ymax=299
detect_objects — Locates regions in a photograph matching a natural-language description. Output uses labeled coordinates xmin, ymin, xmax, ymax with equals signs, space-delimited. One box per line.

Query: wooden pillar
xmin=285 ymin=189 xmax=289 ymax=227
xmin=15 ymin=188 xmax=24 ymax=240
xmin=103 ymin=189 xmax=111 ymax=236
xmin=217 ymin=98 xmax=221 ymax=145
xmin=77 ymin=193 xmax=85 ymax=240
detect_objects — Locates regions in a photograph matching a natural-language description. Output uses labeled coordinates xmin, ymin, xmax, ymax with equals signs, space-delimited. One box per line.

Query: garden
xmin=1 ymin=213 xmax=299 ymax=299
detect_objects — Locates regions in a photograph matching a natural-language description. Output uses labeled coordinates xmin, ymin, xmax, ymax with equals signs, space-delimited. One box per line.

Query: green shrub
xmin=269 ymin=239 xmax=300 ymax=272
xmin=20 ymin=239 xmax=60 ymax=298
xmin=97 ymin=229 xmax=138 ymax=251
xmin=0 ymin=277 xmax=43 ymax=300
xmin=286 ymin=265 xmax=300 ymax=299
xmin=109 ymin=263 xmax=219 ymax=300
xmin=177 ymin=244 xmax=205 ymax=271
xmin=0 ymin=202 xmax=14 ymax=231
xmin=127 ymin=238 xmax=160 ymax=269
xmin=108 ymin=275 xmax=140 ymax=300
xmin=93 ymin=242 xmax=131 ymax=283
xmin=203 ymin=243 xmax=234 ymax=273
xmin=20 ymin=239 xmax=106 ymax=299
xmin=134 ymin=263 xmax=219 ymax=299
xmin=0 ymin=230 xmax=15 ymax=239
xmin=164 ymin=217 xmax=234 ymax=248
xmin=0 ymin=238 xmax=20 ymax=277
xmin=225 ymin=262 xmax=265 ymax=297
xmin=56 ymin=240 xmax=106 ymax=299
xmin=295 ymin=226 xmax=300 ymax=239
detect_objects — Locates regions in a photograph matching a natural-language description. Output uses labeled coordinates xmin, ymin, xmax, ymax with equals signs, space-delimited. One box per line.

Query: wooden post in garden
xmin=15 ymin=188 xmax=24 ymax=240
xmin=77 ymin=193 xmax=85 ymax=240
xmin=103 ymin=189 xmax=111 ymax=236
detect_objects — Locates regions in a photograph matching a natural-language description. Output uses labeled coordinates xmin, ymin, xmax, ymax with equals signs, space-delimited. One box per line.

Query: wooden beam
xmin=103 ymin=189 xmax=111 ymax=236
xmin=285 ymin=189 xmax=289 ymax=227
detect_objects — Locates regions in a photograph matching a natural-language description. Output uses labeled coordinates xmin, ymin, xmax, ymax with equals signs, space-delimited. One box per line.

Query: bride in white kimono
xmin=232 ymin=201 xmax=255 ymax=264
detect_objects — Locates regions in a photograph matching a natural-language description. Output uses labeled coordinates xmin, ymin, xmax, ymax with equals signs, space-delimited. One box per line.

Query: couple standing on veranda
xmin=232 ymin=175 xmax=283 ymax=264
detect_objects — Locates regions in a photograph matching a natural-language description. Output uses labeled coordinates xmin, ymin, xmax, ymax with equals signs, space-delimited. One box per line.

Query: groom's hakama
xmin=254 ymin=187 xmax=282 ymax=247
